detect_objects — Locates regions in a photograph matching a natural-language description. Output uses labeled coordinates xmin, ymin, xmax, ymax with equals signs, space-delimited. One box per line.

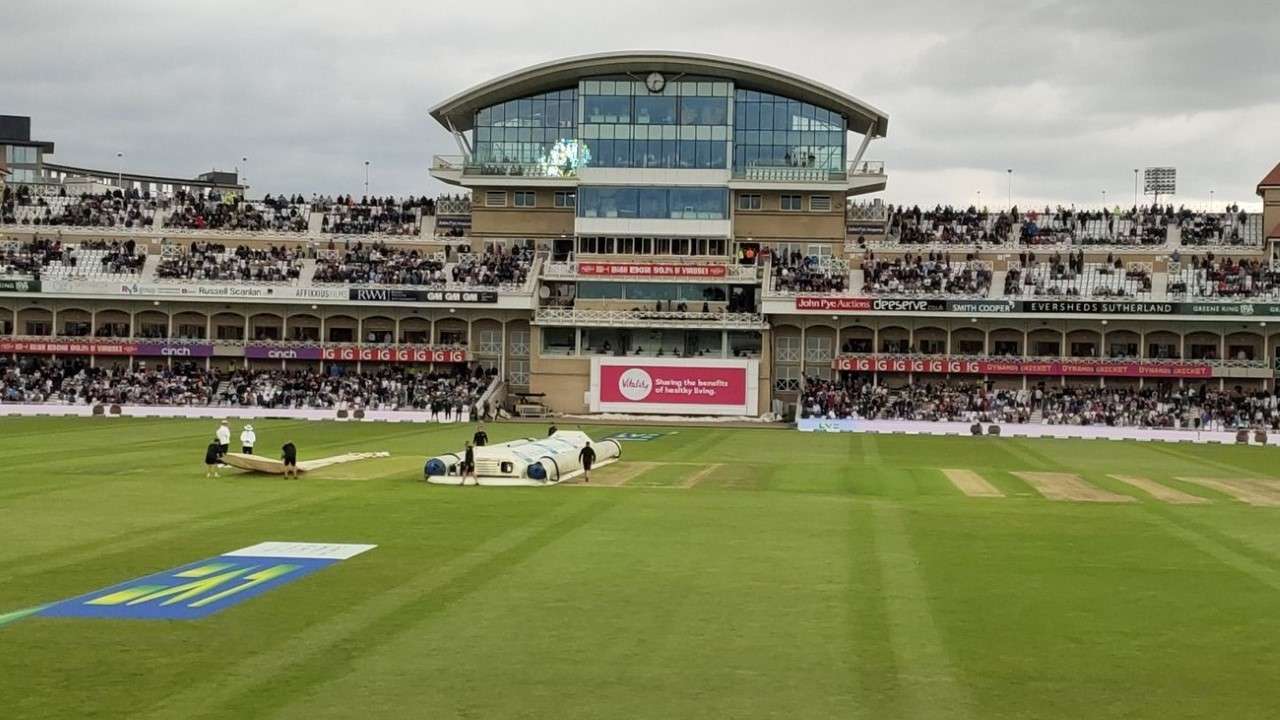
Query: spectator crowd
xmin=155 ymin=242 xmax=304 ymax=282
xmin=314 ymin=243 xmax=532 ymax=287
xmin=771 ymin=251 xmax=848 ymax=294
xmin=1167 ymin=254 xmax=1280 ymax=299
xmin=800 ymin=376 xmax=1280 ymax=430
xmin=0 ymin=357 xmax=494 ymax=415
xmin=861 ymin=251 xmax=991 ymax=296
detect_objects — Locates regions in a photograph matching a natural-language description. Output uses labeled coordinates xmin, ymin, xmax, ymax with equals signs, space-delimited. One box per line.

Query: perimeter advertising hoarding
xmin=0 ymin=279 xmax=40 ymax=292
xmin=0 ymin=339 xmax=214 ymax=357
xmin=590 ymin=357 xmax=759 ymax=416
xmin=794 ymin=297 xmax=1014 ymax=313
xmin=244 ymin=344 xmax=467 ymax=363
xmin=347 ymin=288 xmax=498 ymax=303
xmin=37 ymin=279 xmax=349 ymax=301
xmin=792 ymin=296 xmax=1280 ymax=317
xmin=577 ymin=262 xmax=729 ymax=278
xmin=833 ymin=355 xmax=1214 ymax=378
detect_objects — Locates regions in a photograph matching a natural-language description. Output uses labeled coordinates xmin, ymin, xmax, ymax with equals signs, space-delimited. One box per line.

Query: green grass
xmin=3 ymin=417 xmax=1280 ymax=719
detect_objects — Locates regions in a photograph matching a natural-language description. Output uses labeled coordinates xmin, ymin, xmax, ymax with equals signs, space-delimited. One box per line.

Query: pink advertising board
xmin=590 ymin=357 xmax=759 ymax=416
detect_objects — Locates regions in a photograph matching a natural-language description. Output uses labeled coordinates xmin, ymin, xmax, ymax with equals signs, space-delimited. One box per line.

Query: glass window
xmin=634 ymin=96 xmax=677 ymax=124
xmin=576 ymin=282 xmax=624 ymax=299
xmin=680 ymin=97 xmax=728 ymax=125
xmin=732 ymin=90 xmax=846 ymax=174
xmin=541 ymin=327 xmax=577 ymax=355
xmin=738 ymin=194 xmax=762 ymax=210
xmin=473 ymin=89 xmax=578 ymax=171
xmin=554 ymin=191 xmax=576 ymax=208
xmin=584 ymin=95 xmax=631 ymax=123
xmin=781 ymin=194 xmax=803 ymax=211
xmin=637 ymin=188 xmax=668 ymax=218
xmin=514 ymin=191 xmax=536 ymax=208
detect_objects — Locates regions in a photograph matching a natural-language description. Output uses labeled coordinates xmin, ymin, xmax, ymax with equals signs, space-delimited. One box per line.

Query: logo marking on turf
xmin=27 ymin=542 xmax=375 ymax=622
xmin=604 ymin=431 xmax=670 ymax=442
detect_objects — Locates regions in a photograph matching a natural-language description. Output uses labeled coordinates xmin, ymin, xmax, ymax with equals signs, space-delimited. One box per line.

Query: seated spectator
xmin=861 ymin=251 xmax=991 ymax=297
xmin=155 ymin=242 xmax=304 ymax=282
xmin=771 ymin=251 xmax=848 ymax=294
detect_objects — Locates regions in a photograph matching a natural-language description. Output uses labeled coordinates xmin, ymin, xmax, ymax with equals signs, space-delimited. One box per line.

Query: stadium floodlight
xmin=1143 ymin=167 xmax=1176 ymax=204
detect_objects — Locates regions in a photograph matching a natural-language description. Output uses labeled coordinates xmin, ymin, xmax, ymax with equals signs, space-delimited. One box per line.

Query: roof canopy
xmin=431 ymin=51 xmax=889 ymax=137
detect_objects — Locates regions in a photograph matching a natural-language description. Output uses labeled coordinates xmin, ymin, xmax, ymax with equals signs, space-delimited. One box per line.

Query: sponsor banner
xmin=833 ymin=355 xmax=1214 ymax=378
xmin=795 ymin=296 xmax=872 ymax=311
xmin=39 ymin=279 xmax=349 ymax=301
xmin=846 ymin=221 xmax=886 ymax=235
xmin=0 ymin=339 xmax=213 ymax=357
xmin=1020 ymin=300 xmax=1176 ymax=315
xmin=434 ymin=215 xmax=472 ymax=229
xmin=577 ymin=262 xmax=729 ymax=278
xmin=794 ymin=297 xmax=1015 ymax=313
xmin=0 ymin=278 xmax=39 ymax=292
xmin=347 ymin=288 xmax=498 ymax=303
xmin=946 ymin=299 xmax=1015 ymax=314
xmin=244 ymin=344 xmax=468 ymax=363
xmin=590 ymin=357 xmax=758 ymax=416
xmin=35 ymin=542 xmax=375 ymax=621
xmin=1178 ymin=302 xmax=1280 ymax=317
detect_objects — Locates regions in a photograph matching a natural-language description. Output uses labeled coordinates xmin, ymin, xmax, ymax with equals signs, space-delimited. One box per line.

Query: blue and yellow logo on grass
xmin=4 ymin=542 xmax=375 ymax=624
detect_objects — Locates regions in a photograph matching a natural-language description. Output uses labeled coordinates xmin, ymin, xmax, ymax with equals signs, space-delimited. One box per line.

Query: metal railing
xmin=731 ymin=159 xmax=885 ymax=183
xmin=431 ymin=155 xmax=577 ymax=179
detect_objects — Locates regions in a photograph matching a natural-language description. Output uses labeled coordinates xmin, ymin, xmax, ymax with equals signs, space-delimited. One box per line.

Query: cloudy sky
xmin=4 ymin=0 xmax=1277 ymax=210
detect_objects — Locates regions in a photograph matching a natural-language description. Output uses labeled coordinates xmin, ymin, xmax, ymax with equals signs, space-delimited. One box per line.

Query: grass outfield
xmin=3 ymin=417 xmax=1280 ymax=719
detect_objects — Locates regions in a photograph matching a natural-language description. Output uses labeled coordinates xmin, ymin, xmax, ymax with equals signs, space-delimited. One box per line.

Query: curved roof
xmin=430 ymin=51 xmax=888 ymax=137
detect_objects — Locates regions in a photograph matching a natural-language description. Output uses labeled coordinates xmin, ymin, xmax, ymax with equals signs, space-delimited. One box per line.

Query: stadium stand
xmin=315 ymin=196 xmax=430 ymax=235
xmin=0 ymin=237 xmax=144 ymax=279
xmin=154 ymin=241 xmax=305 ymax=283
xmin=1004 ymin=250 xmax=1152 ymax=298
xmin=1166 ymin=255 xmax=1280 ymax=299
xmin=313 ymin=243 xmax=533 ymax=288
xmin=861 ymin=251 xmax=992 ymax=297
xmin=771 ymin=252 xmax=848 ymax=294
xmin=801 ymin=376 xmax=1280 ymax=430
xmin=889 ymin=205 xmax=1013 ymax=245
xmin=1 ymin=191 xmax=157 ymax=228
xmin=163 ymin=191 xmax=310 ymax=233
xmin=0 ymin=357 xmax=494 ymax=412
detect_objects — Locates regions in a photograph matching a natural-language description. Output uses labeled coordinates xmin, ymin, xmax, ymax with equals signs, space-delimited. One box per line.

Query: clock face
xmin=645 ymin=72 xmax=665 ymax=92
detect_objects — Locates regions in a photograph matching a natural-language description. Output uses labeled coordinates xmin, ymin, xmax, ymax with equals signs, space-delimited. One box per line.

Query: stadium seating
xmin=801 ymin=377 xmax=1280 ymax=430
xmin=1004 ymin=254 xmax=1152 ymax=298
xmin=771 ymin=253 xmax=849 ymax=294
xmin=313 ymin=244 xmax=533 ymax=288
xmin=861 ymin=252 xmax=991 ymax=297
xmin=1166 ymin=256 xmax=1280 ymax=299
xmin=0 ymin=357 xmax=495 ymax=411
xmin=154 ymin=242 xmax=304 ymax=283
xmin=315 ymin=196 xmax=429 ymax=236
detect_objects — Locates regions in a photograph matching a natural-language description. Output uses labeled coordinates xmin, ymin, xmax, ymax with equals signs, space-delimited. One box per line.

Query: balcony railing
xmin=534 ymin=306 xmax=766 ymax=329
xmin=731 ymin=159 xmax=884 ymax=183
xmin=431 ymin=155 xmax=578 ymax=179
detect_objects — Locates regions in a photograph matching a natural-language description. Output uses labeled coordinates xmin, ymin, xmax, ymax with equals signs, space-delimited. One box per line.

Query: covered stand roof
xmin=430 ymin=51 xmax=889 ymax=137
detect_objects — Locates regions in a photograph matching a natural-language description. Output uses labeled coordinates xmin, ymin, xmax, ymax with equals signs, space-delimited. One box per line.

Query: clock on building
xmin=645 ymin=72 xmax=665 ymax=93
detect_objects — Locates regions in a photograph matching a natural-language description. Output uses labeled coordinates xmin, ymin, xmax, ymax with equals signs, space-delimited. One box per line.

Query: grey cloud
xmin=0 ymin=0 xmax=1276 ymax=209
